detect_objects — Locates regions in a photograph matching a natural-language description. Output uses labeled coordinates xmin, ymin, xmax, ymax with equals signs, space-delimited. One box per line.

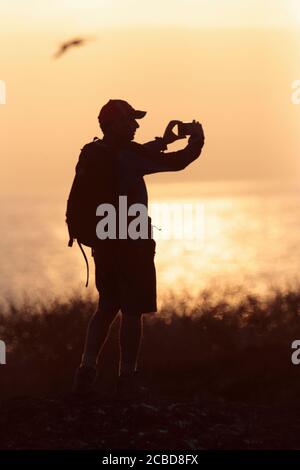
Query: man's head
xmin=98 ymin=99 xmax=146 ymax=142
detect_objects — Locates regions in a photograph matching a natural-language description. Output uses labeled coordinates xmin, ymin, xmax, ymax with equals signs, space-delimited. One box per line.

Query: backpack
xmin=66 ymin=138 xmax=118 ymax=285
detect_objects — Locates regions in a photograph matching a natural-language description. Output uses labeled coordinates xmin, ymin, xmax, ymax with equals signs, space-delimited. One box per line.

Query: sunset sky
xmin=1 ymin=0 xmax=300 ymax=196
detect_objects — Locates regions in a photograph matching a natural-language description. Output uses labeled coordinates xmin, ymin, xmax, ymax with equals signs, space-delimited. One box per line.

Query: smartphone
xmin=177 ymin=121 xmax=196 ymax=137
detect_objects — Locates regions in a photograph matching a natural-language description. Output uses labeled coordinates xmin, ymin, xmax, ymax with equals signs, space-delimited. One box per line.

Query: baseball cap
xmin=98 ymin=99 xmax=147 ymax=125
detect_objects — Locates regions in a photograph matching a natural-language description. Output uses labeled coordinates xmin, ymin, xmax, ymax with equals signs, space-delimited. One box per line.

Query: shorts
xmin=93 ymin=238 xmax=157 ymax=315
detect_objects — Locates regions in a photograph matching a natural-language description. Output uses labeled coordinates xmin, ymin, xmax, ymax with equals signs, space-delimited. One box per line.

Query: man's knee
xmin=121 ymin=312 xmax=143 ymax=324
xmin=94 ymin=306 xmax=120 ymax=325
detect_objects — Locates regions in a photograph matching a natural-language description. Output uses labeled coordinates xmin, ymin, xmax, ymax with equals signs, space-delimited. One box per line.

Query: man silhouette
xmin=73 ymin=99 xmax=205 ymax=396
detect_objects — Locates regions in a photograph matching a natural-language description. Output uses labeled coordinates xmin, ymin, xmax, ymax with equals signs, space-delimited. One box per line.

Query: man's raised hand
xmin=188 ymin=120 xmax=205 ymax=147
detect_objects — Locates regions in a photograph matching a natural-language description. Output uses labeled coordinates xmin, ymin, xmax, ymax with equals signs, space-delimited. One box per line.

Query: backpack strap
xmin=67 ymin=223 xmax=74 ymax=247
xmin=77 ymin=240 xmax=89 ymax=287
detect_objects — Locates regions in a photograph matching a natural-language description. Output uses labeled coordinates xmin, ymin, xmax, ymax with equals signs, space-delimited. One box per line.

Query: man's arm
xmin=140 ymin=123 xmax=205 ymax=175
xmin=143 ymin=137 xmax=168 ymax=154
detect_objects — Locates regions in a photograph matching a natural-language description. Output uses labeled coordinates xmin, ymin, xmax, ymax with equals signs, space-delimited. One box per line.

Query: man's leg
xmin=81 ymin=307 xmax=120 ymax=369
xmin=119 ymin=313 xmax=143 ymax=377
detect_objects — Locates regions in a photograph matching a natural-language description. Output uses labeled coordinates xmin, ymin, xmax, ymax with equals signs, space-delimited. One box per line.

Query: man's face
xmin=108 ymin=116 xmax=139 ymax=142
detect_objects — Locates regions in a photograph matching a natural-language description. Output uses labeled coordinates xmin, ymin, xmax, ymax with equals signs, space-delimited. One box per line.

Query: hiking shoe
xmin=73 ymin=365 xmax=96 ymax=395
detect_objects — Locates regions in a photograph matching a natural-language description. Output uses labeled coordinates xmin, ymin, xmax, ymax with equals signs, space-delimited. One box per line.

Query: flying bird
xmin=53 ymin=37 xmax=93 ymax=59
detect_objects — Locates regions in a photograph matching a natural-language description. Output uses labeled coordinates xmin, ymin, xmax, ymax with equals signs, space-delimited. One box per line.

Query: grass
xmin=1 ymin=285 xmax=300 ymax=404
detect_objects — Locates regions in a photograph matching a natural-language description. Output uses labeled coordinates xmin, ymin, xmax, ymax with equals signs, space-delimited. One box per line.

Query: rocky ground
xmin=1 ymin=390 xmax=300 ymax=450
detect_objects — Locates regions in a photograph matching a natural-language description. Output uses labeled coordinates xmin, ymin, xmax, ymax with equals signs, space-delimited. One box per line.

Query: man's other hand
xmin=162 ymin=120 xmax=186 ymax=146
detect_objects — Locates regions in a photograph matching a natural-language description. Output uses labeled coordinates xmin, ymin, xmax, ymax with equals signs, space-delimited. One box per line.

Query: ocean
xmin=2 ymin=180 xmax=300 ymax=311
